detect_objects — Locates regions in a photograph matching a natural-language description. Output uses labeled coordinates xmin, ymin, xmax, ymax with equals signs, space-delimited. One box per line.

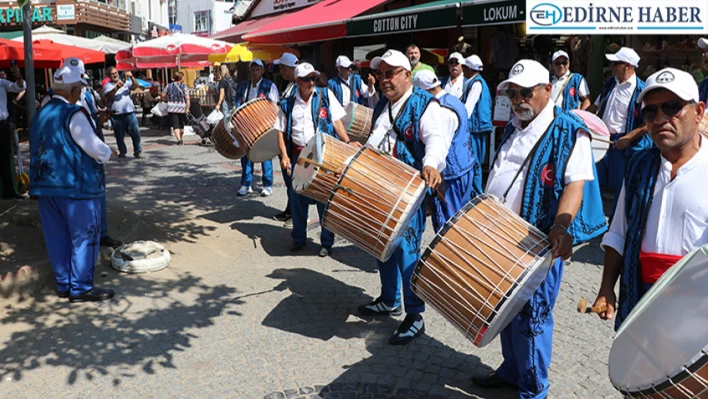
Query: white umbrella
xmin=13 ymin=27 xmax=126 ymax=54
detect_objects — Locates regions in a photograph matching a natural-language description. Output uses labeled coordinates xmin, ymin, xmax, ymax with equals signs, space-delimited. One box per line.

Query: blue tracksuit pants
xmin=38 ymin=196 xmax=101 ymax=296
xmin=288 ymin=167 xmax=334 ymax=247
xmin=240 ymin=156 xmax=273 ymax=188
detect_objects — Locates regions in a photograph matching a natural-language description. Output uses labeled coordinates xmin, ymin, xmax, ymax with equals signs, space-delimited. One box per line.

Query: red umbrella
xmin=31 ymin=39 xmax=105 ymax=65
xmin=0 ymin=38 xmax=63 ymax=68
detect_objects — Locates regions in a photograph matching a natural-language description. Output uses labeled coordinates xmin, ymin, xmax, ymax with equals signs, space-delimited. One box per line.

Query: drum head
xmin=477 ymin=253 xmax=553 ymax=347
xmin=247 ymin=129 xmax=280 ymax=163
xmin=292 ymin=135 xmax=324 ymax=193
xmin=609 ymin=245 xmax=708 ymax=394
xmin=592 ymin=134 xmax=610 ymax=163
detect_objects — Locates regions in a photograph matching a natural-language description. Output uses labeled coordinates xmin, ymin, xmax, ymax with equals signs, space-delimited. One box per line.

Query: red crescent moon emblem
xmin=259 ymin=93 xmax=266 ymax=99
xmin=569 ymin=87 xmax=576 ymax=97
xmin=404 ymin=125 xmax=413 ymax=140
xmin=319 ymin=108 xmax=328 ymax=119
xmin=541 ymin=164 xmax=554 ymax=187
xmin=356 ymin=89 xmax=360 ymax=97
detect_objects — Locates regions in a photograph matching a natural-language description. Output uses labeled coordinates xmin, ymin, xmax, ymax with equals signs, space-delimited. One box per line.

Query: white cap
xmin=54 ymin=63 xmax=87 ymax=85
xmin=605 ymin=47 xmax=640 ymax=67
xmin=637 ymin=67 xmax=700 ymax=105
xmin=411 ymin=70 xmax=441 ymax=90
xmin=552 ymin=50 xmax=569 ymax=62
xmin=448 ymin=52 xmax=465 ymax=65
xmin=371 ymin=49 xmax=411 ymax=71
xmin=698 ymin=38 xmax=708 ymax=50
xmin=335 ymin=55 xmax=353 ymax=68
xmin=64 ymin=57 xmax=85 ymax=73
xmin=250 ymin=58 xmax=264 ymax=68
xmin=274 ymin=52 xmax=298 ymax=68
xmin=295 ymin=62 xmax=320 ymax=79
xmin=465 ymin=54 xmax=483 ymax=71
xmin=497 ymin=60 xmax=549 ymax=91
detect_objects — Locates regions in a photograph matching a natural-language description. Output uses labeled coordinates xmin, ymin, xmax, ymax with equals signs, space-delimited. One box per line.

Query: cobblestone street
xmin=0 ymin=127 xmax=621 ymax=399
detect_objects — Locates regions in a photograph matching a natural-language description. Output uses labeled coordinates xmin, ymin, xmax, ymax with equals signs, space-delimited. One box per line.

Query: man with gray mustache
xmin=471 ymin=60 xmax=607 ymax=399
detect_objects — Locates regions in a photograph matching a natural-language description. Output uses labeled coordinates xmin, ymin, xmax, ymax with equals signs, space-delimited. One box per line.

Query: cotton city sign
xmin=373 ymin=15 xmax=418 ymax=33
xmin=526 ymin=0 xmax=708 ymax=34
xmin=0 ymin=6 xmax=53 ymax=24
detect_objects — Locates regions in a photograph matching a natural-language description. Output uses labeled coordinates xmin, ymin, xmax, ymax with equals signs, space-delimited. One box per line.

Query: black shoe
xmin=54 ymin=288 xmax=69 ymax=298
xmin=357 ymin=297 xmax=403 ymax=317
xmin=134 ymin=152 xmax=143 ymax=158
xmin=470 ymin=372 xmax=518 ymax=390
xmin=100 ymin=235 xmax=123 ymax=249
xmin=69 ymin=288 xmax=115 ymax=303
xmin=118 ymin=154 xmax=127 ymax=161
xmin=389 ymin=313 xmax=425 ymax=345
xmin=273 ymin=210 xmax=292 ymax=222
xmin=318 ymin=246 xmax=332 ymax=257
xmin=290 ymin=242 xmax=306 ymax=252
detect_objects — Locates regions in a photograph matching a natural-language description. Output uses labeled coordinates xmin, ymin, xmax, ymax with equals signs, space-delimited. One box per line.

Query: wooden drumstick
xmin=577 ymin=297 xmax=607 ymax=314
xmin=593 ymin=137 xmax=614 ymax=145
xmin=296 ymin=157 xmax=341 ymax=175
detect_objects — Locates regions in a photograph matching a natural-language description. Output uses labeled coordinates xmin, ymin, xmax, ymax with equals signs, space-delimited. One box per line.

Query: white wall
xmin=133 ymin=0 xmax=170 ymax=28
xmin=176 ymin=0 xmax=234 ymax=35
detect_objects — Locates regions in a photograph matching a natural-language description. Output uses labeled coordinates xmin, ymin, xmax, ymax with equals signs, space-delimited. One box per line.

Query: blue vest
xmin=280 ymin=87 xmax=336 ymax=155
xmin=497 ymin=106 xmax=608 ymax=243
xmin=598 ymin=76 xmax=653 ymax=157
xmin=461 ymin=75 xmax=493 ymax=133
xmin=615 ymin=147 xmax=661 ymax=330
xmin=83 ymin=88 xmax=105 ymax=141
xmin=699 ymin=76 xmax=708 ymax=103
xmin=557 ymin=73 xmax=586 ymax=111
xmin=235 ymin=78 xmax=274 ymax=107
xmin=438 ymin=93 xmax=475 ymax=179
xmin=29 ymin=98 xmax=105 ymax=198
xmin=328 ymin=74 xmax=366 ymax=106
xmin=281 ymin=82 xmax=298 ymax=101
xmin=440 ymin=76 xmax=469 ymax=100
xmin=371 ymin=87 xmax=434 ymax=170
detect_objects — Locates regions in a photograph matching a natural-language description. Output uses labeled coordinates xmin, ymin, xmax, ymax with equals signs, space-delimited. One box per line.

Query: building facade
xmin=175 ymin=0 xmax=234 ymax=37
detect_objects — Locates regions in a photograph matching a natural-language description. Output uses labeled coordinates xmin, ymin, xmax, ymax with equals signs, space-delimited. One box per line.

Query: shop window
xmin=194 ymin=10 xmax=211 ymax=33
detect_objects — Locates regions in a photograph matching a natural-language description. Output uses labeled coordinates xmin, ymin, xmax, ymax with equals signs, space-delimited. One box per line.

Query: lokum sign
xmin=526 ymin=0 xmax=708 ymax=34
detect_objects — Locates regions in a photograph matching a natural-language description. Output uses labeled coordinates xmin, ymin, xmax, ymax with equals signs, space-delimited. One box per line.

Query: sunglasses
xmin=504 ymin=85 xmax=541 ymax=100
xmin=299 ymin=75 xmax=318 ymax=83
xmin=641 ymin=100 xmax=694 ymax=122
xmin=553 ymin=61 xmax=568 ymax=66
xmin=609 ymin=61 xmax=626 ymax=67
xmin=376 ymin=68 xmax=404 ymax=81
xmin=448 ymin=60 xmax=460 ymax=65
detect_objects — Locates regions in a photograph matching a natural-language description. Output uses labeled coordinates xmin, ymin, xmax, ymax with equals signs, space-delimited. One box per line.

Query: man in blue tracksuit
xmin=461 ymin=54 xmax=492 ymax=193
xmin=472 ymin=60 xmax=607 ymax=399
xmin=327 ymin=55 xmax=377 ymax=109
xmin=30 ymin=60 xmax=118 ymax=302
xmin=412 ymin=70 xmax=480 ymax=232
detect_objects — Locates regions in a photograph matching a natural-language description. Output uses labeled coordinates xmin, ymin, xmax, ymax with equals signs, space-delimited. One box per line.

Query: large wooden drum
xmin=411 ymin=194 xmax=553 ymax=348
xmin=340 ymin=102 xmax=373 ymax=145
xmin=211 ymin=119 xmax=246 ymax=160
xmin=292 ymin=134 xmax=358 ymax=204
xmin=322 ymin=146 xmax=427 ymax=262
xmin=229 ymin=98 xmax=279 ymax=162
xmin=609 ymin=244 xmax=708 ymax=398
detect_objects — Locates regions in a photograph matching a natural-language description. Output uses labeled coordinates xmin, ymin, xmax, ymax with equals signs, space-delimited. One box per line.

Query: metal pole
xmin=22 ymin=2 xmax=36 ymax=122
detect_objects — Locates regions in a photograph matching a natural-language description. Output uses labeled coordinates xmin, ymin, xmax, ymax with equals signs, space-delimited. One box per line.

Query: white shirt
xmin=245 ymin=78 xmax=280 ymax=103
xmin=593 ymin=73 xmax=637 ymax=134
xmin=336 ymin=75 xmax=374 ymax=108
xmin=55 ymin=95 xmax=112 ymax=164
xmin=443 ymin=76 xmax=464 ymax=99
xmin=0 ymin=78 xmax=25 ymax=121
xmin=485 ymin=100 xmax=594 ymax=215
xmin=602 ymin=138 xmax=708 ymax=257
xmin=551 ymin=71 xmax=590 ymax=107
xmin=274 ymin=88 xmax=345 ymax=147
xmin=365 ymin=87 xmax=449 ymax=171
xmin=435 ymin=90 xmax=457 ymax=149
xmin=463 ymin=79 xmax=482 ymax=118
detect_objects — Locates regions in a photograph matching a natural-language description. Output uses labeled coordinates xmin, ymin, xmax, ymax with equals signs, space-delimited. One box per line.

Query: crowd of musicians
xmin=22 ymin=34 xmax=708 ymax=399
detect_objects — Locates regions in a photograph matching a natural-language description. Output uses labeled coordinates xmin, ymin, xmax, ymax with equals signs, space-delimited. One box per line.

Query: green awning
xmin=461 ymin=0 xmax=525 ymax=27
xmin=346 ymin=0 xmax=460 ymax=38
xmin=0 ymin=31 xmax=23 ymax=39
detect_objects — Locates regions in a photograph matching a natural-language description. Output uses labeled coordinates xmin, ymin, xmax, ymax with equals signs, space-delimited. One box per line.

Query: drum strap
xmin=384 ymin=98 xmax=412 ymax=156
xmin=552 ymin=73 xmax=574 ymax=104
xmin=500 ymin=108 xmax=557 ymax=203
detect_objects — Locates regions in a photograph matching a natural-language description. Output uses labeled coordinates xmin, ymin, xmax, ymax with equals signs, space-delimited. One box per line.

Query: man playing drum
xmin=593 ymin=68 xmax=708 ymax=329
xmin=275 ymin=63 xmax=352 ymax=258
xmin=471 ymin=60 xmax=607 ymax=398
xmin=235 ymin=59 xmax=280 ymax=197
xmin=327 ymin=55 xmax=377 ymax=109
xmin=357 ymin=49 xmax=448 ymax=346
xmin=411 ymin=70 xmax=480 ymax=233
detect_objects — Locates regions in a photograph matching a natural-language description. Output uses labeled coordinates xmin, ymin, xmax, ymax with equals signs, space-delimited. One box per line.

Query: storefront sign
xmin=526 ymin=0 xmax=708 ymax=34
xmin=0 ymin=6 xmax=52 ymax=24
xmin=347 ymin=7 xmax=457 ymax=37
xmin=169 ymin=23 xmax=182 ymax=33
xmin=250 ymin=0 xmax=319 ymax=18
xmin=56 ymin=4 xmax=75 ymax=20
xmin=462 ymin=0 xmax=524 ymax=26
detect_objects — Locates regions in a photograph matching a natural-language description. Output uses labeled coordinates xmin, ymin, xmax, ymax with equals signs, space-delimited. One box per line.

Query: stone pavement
xmin=0 ymin=126 xmax=622 ymax=399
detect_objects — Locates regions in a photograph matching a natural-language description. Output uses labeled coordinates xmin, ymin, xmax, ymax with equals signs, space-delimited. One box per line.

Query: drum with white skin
xmin=571 ymin=109 xmax=611 ymax=162
xmin=229 ymin=98 xmax=280 ymax=162
xmin=609 ymin=244 xmax=708 ymax=398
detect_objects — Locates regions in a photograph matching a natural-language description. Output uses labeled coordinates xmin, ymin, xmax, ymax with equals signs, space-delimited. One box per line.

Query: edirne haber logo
xmin=526 ymin=0 xmax=708 ymax=34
